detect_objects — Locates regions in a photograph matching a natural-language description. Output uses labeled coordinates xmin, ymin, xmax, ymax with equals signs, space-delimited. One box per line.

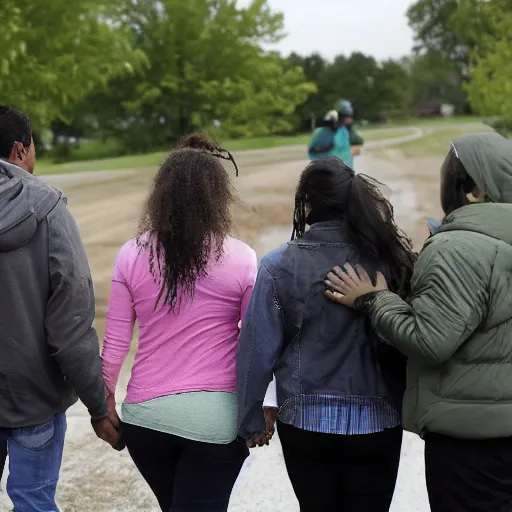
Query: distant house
xmin=415 ymin=103 xmax=455 ymax=118
xmin=441 ymin=104 xmax=455 ymax=117
xmin=415 ymin=104 xmax=441 ymax=117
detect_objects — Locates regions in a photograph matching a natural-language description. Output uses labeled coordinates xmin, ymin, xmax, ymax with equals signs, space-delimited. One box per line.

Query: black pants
xmin=425 ymin=433 xmax=512 ymax=512
xmin=123 ymin=423 xmax=248 ymax=512
xmin=277 ymin=421 xmax=402 ymax=512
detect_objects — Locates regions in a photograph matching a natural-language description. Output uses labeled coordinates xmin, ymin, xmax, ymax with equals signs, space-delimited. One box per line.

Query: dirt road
xmin=1 ymin=134 xmax=440 ymax=511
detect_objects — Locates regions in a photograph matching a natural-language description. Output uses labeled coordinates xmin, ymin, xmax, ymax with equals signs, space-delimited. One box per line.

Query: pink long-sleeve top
xmin=102 ymin=236 xmax=257 ymax=404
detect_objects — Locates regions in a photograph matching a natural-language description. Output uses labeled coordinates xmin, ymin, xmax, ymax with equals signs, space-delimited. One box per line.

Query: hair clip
xmin=212 ymin=146 xmax=239 ymax=177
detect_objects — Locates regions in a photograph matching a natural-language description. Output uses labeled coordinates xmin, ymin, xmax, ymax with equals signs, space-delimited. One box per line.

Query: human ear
xmin=466 ymin=187 xmax=486 ymax=203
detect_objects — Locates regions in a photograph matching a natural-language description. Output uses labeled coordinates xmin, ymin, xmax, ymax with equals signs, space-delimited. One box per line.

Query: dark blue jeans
xmin=0 ymin=413 xmax=66 ymax=512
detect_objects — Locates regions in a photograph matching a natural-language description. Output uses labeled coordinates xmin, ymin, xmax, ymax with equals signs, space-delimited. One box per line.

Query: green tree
xmin=0 ymin=0 xmax=145 ymax=130
xmin=209 ymin=52 xmax=316 ymax=138
xmin=315 ymin=53 xmax=411 ymax=122
xmin=373 ymin=60 xmax=411 ymax=118
xmin=285 ymin=53 xmax=328 ymax=131
xmin=94 ymin=0 xmax=314 ymax=150
xmin=286 ymin=51 xmax=414 ymax=127
xmin=406 ymin=51 xmax=466 ymax=112
xmin=406 ymin=0 xmax=493 ymax=110
xmin=466 ymin=1 xmax=512 ymax=125
xmin=320 ymin=53 xmax=381 ymax=120
xmin=407 ymin=0 xmax=488 ymax=66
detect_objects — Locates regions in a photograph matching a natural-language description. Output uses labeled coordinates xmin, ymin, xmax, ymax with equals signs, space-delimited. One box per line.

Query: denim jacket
xmin=236 ymin=221 xmax=406 ymax=439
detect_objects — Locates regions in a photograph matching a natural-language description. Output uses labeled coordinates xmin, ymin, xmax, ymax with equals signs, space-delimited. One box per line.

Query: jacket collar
xmin=301 ymin=221 xmax=350 ymax=243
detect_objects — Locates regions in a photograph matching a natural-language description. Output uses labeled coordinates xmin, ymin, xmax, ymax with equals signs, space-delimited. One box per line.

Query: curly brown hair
xmin=137 ymin=132 xmax=236 ymax=309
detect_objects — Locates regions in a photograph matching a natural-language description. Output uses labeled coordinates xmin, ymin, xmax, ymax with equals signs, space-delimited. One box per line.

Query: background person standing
xmin=307 ymin=110 xmax=352 ymax=166
xmin=337 ymin=99 xmax=365 ymax=165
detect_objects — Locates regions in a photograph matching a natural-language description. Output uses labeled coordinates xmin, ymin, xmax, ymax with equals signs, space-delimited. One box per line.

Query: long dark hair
xmin=137 ymin=133 xmax=237 ymax=309
xmin=292 ymin=158 xmax=415 ymax=296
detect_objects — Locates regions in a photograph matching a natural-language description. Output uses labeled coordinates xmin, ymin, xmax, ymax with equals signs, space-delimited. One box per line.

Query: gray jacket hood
xmin=0 ymin=160 xmax=62 ymax=252
xmin=452 ymin=132 xmax=512 ymax=203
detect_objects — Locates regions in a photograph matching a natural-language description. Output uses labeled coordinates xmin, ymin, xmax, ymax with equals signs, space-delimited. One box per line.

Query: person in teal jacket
xmin=308 ymin=110 xmax=352 ymax=167
xmin=338 ymin=100 xmax=364 ymax=166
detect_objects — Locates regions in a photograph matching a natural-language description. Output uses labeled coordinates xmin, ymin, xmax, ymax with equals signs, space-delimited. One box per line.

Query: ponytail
xmin=345 ymin=174 xmax=414 ymax=296
xmin=292 ymin=159 xmax=414 ymax=297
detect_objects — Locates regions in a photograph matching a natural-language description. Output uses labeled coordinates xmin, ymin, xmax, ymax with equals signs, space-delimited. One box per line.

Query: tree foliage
xmin=406 ymin=0 xmax=490 ymax=68
xmin=64 ymin=0 xmax=314 ymax=150
xmin=407 ymin=0 xmax=512 ymax=122
xmin=406 ymin=0 xmax=511 ymax=113
xmin=0 ymin=0 xmax=145 ymax=129
xmin=406 ymin=51 xmax=466 ymax=111
xmin=286 ymin=53 xmax=410 ymax=129
xmin=285 ymin=49 xmax=467 ymax=131
xmin=3 ymin=0 xmax=508 ymax=159
xmin=466 ymin=0 xmax=512 ymax=123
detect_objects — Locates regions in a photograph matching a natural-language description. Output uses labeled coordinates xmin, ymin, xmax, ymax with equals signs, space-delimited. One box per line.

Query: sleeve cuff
xmin=354 ymin=291 xmax=384 ymax=314
xmin=89 ymin=404 xmax=109 ymax=422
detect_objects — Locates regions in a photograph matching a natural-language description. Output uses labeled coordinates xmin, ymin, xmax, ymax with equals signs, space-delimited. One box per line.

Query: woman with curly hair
xmin=237 ymin=157 xmax=415 ymax=511
xmin=101 ymin=133 xmax=257 ymax=511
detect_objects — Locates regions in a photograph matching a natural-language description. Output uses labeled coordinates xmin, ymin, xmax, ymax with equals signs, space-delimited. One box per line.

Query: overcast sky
xmin=238 ymin=0 xmax=416 ymax=61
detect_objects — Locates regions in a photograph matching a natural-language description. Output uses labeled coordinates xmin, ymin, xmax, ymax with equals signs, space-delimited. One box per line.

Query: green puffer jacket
xmin=367 ymin=132 xmax=512 ymax=440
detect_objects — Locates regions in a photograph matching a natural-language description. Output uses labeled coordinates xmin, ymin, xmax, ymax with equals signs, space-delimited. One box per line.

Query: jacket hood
xmin=452 ymin=132 xmax=512 ymax=203
xmin=439 ymin=203 xmax=512 ymax=246
xmin=0 ymin=160 xmax=61 ymax=252
xmin=337 ymin=100 xmax=354 ymax=117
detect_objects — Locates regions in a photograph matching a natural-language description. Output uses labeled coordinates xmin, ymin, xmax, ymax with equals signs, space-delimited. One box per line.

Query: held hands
xmin=241 ymin=324 xmax=278 ymax=449
xmin=324 ymin=263 xmax=388 ymax=307
xmin=92 ymin=415 xmax=125 ymax=451
xmin=92 ymin=392 xmax=126 ymax=451
xmin=247 ymin=407 xmax=278 ymax=449
xmin=247 ymin=431 xmax=273 ymax=448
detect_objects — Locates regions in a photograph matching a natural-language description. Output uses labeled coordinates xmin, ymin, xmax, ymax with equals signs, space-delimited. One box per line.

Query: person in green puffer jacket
xmin=323 ymin=131 xmax=512 ymax=512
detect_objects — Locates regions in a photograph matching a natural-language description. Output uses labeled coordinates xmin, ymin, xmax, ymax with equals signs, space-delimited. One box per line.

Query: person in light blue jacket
xmin=308 ymin=110 xmax=352 ymax=167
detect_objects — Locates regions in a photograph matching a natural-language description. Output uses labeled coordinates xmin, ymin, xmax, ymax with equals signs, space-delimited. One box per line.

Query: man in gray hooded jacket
xmin=0 ymin=106 xmax=121 ymax=511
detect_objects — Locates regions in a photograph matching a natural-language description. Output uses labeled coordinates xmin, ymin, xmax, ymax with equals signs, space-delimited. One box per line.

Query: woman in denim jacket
xmin=237 ymin=158 xmax=415 ymax=511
